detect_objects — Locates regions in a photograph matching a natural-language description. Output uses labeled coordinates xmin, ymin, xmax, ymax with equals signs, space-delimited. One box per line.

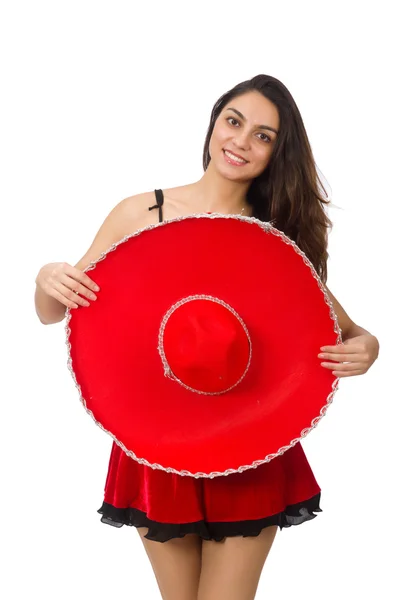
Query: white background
xmin=1 ymin=1 xmax=395 ymax=598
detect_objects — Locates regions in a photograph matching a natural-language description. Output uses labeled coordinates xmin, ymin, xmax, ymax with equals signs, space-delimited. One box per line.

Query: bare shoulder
xmin=73 ymin=190 xmax=159 ymax=271
xmin=112 ymin=190 xmax=161 ymax=226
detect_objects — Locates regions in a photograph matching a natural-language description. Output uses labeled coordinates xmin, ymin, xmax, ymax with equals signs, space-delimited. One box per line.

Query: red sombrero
xmin=65 ymin=214 xmax=341 ymax=478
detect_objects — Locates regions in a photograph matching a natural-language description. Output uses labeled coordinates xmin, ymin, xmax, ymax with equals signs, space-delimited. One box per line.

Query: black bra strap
xmin=148 ymin=189 xmax=164 ymax=223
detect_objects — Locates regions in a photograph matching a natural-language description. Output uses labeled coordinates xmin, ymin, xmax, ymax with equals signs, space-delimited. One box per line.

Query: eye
xmin=257 ymin=132 xmax=271 ymax=143
xmin=226 ymin=117 xmax=271 ymax=143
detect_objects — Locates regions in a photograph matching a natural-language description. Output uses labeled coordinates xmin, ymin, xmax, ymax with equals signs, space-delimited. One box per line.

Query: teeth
xmin=225 ymin=150 xmax=246 ymax=163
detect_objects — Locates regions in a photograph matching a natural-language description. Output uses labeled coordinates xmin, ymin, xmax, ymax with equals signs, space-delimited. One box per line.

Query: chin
xmin=219 ymin=164 xmax=253 ymax=183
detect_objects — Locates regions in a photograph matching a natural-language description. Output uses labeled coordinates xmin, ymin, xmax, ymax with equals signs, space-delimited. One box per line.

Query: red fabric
xmin=102 ymin=440 xmax=321 ymax=523
xmin=163 ymin=297 xmax=251 ymax=393
xmin=68 ymin=216 xmax=339 ymax=476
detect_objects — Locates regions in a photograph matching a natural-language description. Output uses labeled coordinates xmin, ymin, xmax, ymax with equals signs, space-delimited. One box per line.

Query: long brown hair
xmin=203 ymin=74 xmax=333 ymax=284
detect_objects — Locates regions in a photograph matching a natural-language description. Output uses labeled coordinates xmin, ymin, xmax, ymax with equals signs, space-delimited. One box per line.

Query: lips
xmin=223 ymin=149 xmax=248 ymax=162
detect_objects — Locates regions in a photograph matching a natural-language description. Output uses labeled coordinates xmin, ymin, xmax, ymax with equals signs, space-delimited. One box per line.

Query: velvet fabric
xmin=67 ymin=215 xmax=339 ymax=476
xmin=97 ymin=439 xmax=323 ymax=542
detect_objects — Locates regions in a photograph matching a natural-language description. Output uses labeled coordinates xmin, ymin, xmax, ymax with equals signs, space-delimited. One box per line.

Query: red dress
xmin=96 ymin=190 xmax=323 ymax=542
xmin=97 ymin=439 xmax=322 ymax=542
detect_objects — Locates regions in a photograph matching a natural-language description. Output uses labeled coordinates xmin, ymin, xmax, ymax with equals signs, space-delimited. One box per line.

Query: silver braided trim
xmin=65 ymin=213 xmax=342 ymax=479
xmin=158 ymin=295 xmax=252 ymax=395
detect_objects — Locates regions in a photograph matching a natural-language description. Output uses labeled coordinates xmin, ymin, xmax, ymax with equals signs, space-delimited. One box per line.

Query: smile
xmin=223 ymin=149 xmax=248 ymax=166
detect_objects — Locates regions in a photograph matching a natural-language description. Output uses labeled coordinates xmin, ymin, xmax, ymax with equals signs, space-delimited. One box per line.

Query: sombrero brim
xmin=65 ymin=214 xmax=341 ymax=478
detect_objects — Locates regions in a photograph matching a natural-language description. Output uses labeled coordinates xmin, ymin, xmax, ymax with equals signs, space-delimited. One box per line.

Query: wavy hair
xmin=202 ymin=74 xmax=333 ymax=284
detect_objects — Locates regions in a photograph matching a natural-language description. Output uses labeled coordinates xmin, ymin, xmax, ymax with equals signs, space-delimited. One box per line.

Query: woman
xmin=34 ymin=74 xmax=379 ymax=600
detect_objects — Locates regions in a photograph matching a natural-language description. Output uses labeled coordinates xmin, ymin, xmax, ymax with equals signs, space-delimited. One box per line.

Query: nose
xmin=232 ymin=130 xmax=250 ymax=151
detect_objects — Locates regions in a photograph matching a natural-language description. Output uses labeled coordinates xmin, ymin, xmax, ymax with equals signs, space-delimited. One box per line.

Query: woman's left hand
xmin=318 ymin=334 xmax=379 ymax=378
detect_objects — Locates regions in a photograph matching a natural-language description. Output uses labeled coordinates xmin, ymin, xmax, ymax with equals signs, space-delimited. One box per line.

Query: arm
xmin=324 ymin=285 xmax=373 ymax=342
xmin=320 ymin=285 xmax=379 ymax=377
xmin=34 ymin=272 xmax=70 ymax=325
xmin=34 ymin=194 xmax=145 ymax=325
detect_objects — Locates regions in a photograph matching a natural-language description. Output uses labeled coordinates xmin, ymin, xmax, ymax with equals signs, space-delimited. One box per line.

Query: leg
xmin=198 ymin=525 xmax=278 ymax=600
xmin=136 ymin=527 xmax=203 ymax=600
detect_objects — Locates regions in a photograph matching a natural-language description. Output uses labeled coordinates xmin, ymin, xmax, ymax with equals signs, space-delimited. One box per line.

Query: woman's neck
xmin=188 ymin=163 xmax=252 ymax=215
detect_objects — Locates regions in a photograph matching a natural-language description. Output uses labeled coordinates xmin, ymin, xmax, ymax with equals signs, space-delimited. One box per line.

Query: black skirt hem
xmin=97 ymin=492 xmax=322 ymax=543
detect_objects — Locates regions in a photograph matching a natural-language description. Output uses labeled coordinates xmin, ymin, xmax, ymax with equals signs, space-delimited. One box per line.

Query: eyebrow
xmin=225 ymin=107 xmax=279 ymax=135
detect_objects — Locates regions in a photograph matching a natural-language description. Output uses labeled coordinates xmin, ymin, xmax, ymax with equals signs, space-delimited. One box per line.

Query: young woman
xmin=34 ymin=74 xmax=379 ymax=600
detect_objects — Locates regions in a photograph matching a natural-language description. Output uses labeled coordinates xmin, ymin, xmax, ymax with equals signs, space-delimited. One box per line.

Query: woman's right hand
xmin=35 ymin=262 xmax=100 ymax=309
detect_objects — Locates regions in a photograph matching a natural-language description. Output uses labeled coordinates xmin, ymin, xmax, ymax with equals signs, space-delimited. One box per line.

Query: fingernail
xmin=84 ymin=301 xmax=90 ymax=307
xmin=89 ymin=293 xmax=97 ymax=300
xmin=94 ymin=285 xmax=100 ymax=291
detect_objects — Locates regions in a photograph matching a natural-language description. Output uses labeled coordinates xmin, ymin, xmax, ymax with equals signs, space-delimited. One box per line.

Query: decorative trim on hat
xmin=65 ymin=213 xmax=342 ymax=479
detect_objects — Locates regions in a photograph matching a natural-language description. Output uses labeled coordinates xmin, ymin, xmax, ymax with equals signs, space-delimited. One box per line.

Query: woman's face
xmin=209 ymin=90 xmax=280 ymax=181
